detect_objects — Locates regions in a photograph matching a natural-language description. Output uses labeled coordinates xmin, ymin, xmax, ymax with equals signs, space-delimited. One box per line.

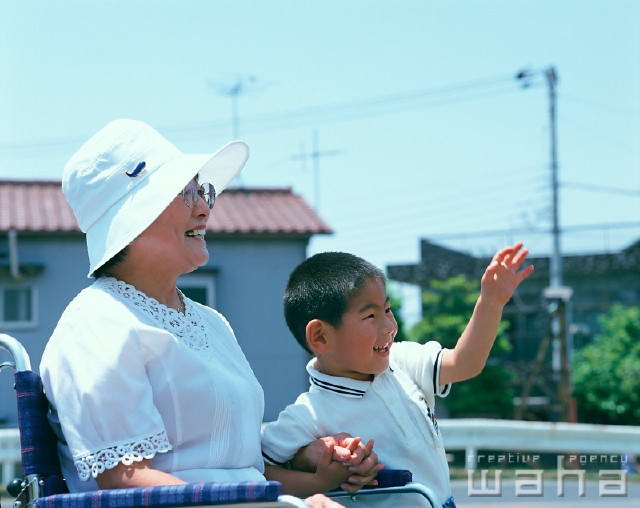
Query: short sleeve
xmin=390 ymin=341 xmax=451 ymax=398
xmin=40 ymin=288 xmax=171 ymax=481
xmin=261 ymin=397 xmax=318 ymax=466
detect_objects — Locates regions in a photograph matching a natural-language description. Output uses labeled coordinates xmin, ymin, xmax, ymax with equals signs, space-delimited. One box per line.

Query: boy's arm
xmin=439 ymin=242 xmax=534 ymax=386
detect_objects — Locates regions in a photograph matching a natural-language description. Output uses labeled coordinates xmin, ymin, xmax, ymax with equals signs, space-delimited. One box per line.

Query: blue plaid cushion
xmin=34 ymin=482 xmax=283 ymax=508
xmin=15 ymin=370 xmax=67 ymax=493
xmin=443 ymin=496 xmax=457 ymax=508
xmin=366 ymin=469 xmax=412 ymax=488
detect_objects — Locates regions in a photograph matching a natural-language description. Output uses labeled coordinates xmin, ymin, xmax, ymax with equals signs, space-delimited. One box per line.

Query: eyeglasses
xmin=181 ymin=180 xmax=216 ymax=209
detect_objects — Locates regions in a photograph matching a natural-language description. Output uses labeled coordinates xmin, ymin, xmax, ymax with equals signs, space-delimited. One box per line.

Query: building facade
xmin=387 ymin=238 xmax=640 ymax=417
xmin=0 ymin=180 xmax=331 ymax=425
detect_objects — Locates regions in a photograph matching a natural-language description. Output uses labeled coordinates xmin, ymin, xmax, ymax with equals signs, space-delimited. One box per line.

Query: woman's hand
xmin=310 ymin=442 xmax=355 ymax=493
xmin=332 ymin=437 xmax=384 ymax=493
xmin=304 ymin=494 xmax=348 ymax=507
xmin=290 ymin=433 xmax=384 ymax=493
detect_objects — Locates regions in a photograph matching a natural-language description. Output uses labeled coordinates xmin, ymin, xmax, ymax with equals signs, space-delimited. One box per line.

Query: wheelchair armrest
xmin=325 ymin=469 xmax=443 ymax=508
xmin=32 ymin=481 xmax=288 ymax=508
xmin=363 ymin=468 xmax=412 ymax=488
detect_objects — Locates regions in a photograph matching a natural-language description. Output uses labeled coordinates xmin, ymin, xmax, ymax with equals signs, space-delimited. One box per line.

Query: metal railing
xmin=438 ymin=418 xmax=640 ymax=470
xmin=0 ymin=428 xmax=20 ymax=486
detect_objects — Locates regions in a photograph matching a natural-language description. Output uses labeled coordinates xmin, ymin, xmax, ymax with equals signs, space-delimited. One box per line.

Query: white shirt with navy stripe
xmin=261 ymin=341 xmax=452 ymax=507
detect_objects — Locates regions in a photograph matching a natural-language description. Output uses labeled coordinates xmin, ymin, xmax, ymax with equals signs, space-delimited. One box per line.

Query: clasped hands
xmin=291 ymin=433 xmax=384 ymax=493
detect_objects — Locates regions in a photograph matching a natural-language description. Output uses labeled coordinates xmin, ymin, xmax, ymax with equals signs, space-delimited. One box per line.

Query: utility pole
xmin=547 ymin=67 xmax=562 ymax=288
xmin=516 ymin=66 xmax=573 ymax=422
xmin=516 ymin=66 xmax=562 ymax=285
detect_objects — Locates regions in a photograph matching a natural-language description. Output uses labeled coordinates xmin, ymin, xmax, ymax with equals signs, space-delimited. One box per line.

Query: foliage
xmin=388 ymin=287 xmax=408 ymax=343
xmin=408 ymin=275 xmax=515 ymax=418
xmin=572 ymin=304 xmax=640 ymax=425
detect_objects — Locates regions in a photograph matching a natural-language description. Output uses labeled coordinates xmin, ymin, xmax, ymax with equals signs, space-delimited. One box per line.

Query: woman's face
xmin=134 ymin=181 xmax=211 ymax=275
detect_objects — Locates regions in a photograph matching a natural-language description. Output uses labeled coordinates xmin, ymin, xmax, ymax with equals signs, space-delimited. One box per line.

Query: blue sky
xmin=1 ymin=1 xmax=638 ymax=323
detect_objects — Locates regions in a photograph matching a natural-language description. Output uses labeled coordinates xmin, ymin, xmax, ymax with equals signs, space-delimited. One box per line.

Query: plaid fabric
xmin=365 ymin=469 xmax=412 ymax=489
xmin=15 ymin=370 xmax=68 ymax=494
xmin=42 ymin=476 xmax=71 ymax=497
xmin=33 ymin=482 xmax=282 ymax=508
xmin=442 ymin=496 xmax=456 ymax=508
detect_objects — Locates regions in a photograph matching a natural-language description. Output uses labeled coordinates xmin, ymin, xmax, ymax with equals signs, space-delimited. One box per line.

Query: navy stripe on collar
xmin=310 ymin=376 xmax=366 ymax=398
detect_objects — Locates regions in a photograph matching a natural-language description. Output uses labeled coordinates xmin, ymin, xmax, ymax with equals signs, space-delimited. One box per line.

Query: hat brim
xmin=86 ymin=140 xmax=249 ymax=277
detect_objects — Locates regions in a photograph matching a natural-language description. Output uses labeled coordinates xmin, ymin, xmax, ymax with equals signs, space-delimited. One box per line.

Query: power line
xmin=560 ymin=92 xmax=640 ymax=120
xmin=322 ymin=168 xmax=550 ymax=228
xmin=559 ymin=113 xmax=638 ymax=153
xmin=314 ymin=221 xmax=640 ymax=266
xmin=0 ymin=72 xmax=529 ymax=160
xmin=427 ymin=221 xmax=640 ymax=241
xmin=562 ymin=181 xmax=640 ymax=196
xmin=224 ymin=82 xmax=525 ymax=134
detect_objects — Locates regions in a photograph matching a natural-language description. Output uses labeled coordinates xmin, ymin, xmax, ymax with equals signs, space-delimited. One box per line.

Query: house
xmin=0 ymin=180 xmax=331 ymax=425
xmin=387 ymin=239 xmax=640 ymax=412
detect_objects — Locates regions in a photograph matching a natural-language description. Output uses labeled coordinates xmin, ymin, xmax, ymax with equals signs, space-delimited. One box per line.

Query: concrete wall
xmin=205 ymin=236 xmax=312 ymax=421
xmin=0 ymin=234 xmax=91 ymax=425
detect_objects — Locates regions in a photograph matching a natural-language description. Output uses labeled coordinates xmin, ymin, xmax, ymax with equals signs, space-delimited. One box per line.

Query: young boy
xmin=262 ymin=243 xmax=533 ymax=507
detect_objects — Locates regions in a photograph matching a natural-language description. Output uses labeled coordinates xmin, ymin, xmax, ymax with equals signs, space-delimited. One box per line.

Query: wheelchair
xmin=1 ymin=334 xmax=442 ymax=508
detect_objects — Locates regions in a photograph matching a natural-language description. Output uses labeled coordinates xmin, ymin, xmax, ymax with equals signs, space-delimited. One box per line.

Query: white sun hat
xmin=62 ymin=119 xmax=249 ymax=277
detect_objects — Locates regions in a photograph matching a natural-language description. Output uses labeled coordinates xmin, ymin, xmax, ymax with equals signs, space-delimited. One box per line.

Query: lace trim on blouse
xmin=98 ymin=276 xmax=214 ymax=359
xmin=74 ymin=430 xmax=172 ymax=480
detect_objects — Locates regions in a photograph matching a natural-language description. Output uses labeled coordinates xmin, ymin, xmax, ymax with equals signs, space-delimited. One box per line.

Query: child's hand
xmin=480 ymin=242 xmax=534 ymax=307
xmin=332 ymin=438 xmax=384 ymax=493
xmin=290 ymin=434 xmax=384 ymax=493
xmin=311 ymin=442 xmax=354 ymax=493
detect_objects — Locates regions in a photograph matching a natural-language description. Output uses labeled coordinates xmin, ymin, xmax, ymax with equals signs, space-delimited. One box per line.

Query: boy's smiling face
xmin=314 ymin=277 xmax=397 ymax=381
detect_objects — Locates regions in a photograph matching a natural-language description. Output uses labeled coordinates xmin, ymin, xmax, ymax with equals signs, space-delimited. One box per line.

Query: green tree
xmin=408 ymin=275 xmax=515 ymax=418
xmin=572 ymin=304 xmax=640 ymax=425
xmin=388 ymin=288 xmax=408 ymax=343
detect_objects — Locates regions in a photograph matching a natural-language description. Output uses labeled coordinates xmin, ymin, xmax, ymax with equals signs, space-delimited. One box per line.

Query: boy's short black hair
xmin=284 ymin=252 xmax=385 ymax=354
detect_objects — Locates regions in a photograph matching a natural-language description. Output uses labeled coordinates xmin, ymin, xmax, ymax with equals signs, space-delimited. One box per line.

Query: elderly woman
xmin=39 ymin=120 xmax=376 ymax=506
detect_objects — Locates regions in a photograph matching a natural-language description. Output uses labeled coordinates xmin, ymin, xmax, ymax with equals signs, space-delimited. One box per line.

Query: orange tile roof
xmin=0 ymin=180 xmax=332 ymax=236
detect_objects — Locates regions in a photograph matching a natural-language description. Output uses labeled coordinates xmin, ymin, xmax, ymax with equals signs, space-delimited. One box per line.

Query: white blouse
xmin=40 ymin=277 xmax=265 ymax=492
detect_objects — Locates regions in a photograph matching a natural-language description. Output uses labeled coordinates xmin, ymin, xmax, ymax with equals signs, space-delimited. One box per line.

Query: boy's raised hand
xmin=480 ymin=242 xmax=534 ymax=307
xmin=440 ymin=242 xmax=534 ymax=385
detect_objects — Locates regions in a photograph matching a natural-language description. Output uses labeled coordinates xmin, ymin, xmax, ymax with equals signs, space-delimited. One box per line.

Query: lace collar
xmin=96 ymin=276 xmax=214 ymax=359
